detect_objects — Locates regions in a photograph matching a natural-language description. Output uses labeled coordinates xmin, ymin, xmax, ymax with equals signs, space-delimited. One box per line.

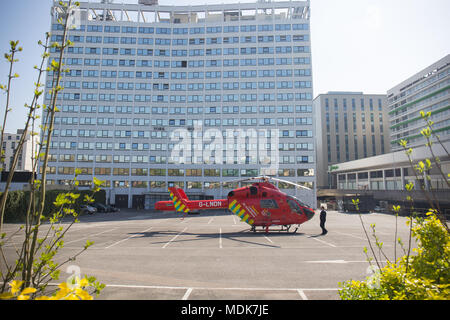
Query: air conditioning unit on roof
xmin=139 ymin=0 xmax=158 ymax=5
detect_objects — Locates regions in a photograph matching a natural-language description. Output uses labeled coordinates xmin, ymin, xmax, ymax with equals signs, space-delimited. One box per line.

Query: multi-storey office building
xmin=320 ymin=55 xmax=450 ymax=212
xmin=1 ymin=129 xmax=38 ymax=172
xmin=313 ymin=92 xmax=390 ymax=189
xmin=388 ymin=54 xmax=450 ymax=151
xmin=42 ymin=0 xmax=316 ymax=209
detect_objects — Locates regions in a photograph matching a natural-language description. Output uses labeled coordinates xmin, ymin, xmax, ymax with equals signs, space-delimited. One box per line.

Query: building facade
xmin=388 ymin=54 xmax=450 ymax=151
xmin=42 ymin=0 xmax=316 ymax=208
xmin=320 ymin=54 xmax=450 ymax=212
xmin=313 ymin=92 xmax=390 ymax=189
xmin=1 ymin=129 xmax=37 ymax=172
xmin=327 ymin=142 xmax=450 ymax=213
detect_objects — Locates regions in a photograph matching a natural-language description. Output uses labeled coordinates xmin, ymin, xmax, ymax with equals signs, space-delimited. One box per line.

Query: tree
xmin=0 ymin=0 xmax=104 ymax=299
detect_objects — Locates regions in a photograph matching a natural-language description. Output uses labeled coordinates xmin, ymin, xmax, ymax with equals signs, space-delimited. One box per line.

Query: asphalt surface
xmin=1 ymin=209 xmax=414 ymax=300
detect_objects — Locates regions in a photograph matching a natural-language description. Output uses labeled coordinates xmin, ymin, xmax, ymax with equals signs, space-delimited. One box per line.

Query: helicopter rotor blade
xmin=267 ymin=177 xmax=312 ymax=191
xmin=220 ymin=175 xmax=312 ymax=191
xmin=221 ymin=176 xmax=268 ymax=186
xmin=221 ymin=175 xmax=280 ymax=186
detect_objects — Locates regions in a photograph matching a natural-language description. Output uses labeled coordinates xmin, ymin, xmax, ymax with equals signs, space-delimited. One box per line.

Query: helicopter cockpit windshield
xmin=290 ymin=195 xmax=308 ymax=208
xmin=286 ymin=196 xmax=303 ymax=214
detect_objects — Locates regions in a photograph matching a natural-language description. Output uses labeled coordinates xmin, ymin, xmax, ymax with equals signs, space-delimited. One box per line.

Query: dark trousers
xmin=320 ymin=220 xmax=327 ymax=234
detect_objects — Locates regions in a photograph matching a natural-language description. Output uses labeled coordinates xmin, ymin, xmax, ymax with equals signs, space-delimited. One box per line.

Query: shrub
xmin=339 ymin=213 xmax=450 ymax=300
xmin=1 ymin=189 xmax=106 ymax=223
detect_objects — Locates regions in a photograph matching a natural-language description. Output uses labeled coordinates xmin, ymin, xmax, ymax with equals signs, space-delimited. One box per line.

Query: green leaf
xmin=93 ymin=177 xmax=105 ymax=188
xmin=84 ymin=240 xmax=94 ymax=250
xmin=405 ymin=182 xmax=414 ymax=191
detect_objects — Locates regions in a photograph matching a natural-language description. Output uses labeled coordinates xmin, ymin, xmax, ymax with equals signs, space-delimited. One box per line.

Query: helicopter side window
xmin=287 ymin=198 xmax=302 ymax=214
xmin=260 ymin=199 xmax=278 ymax=209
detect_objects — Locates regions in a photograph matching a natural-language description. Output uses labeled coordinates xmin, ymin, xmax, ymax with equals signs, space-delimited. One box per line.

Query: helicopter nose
xmin=303 ymin=208 xmax=315 ymax=221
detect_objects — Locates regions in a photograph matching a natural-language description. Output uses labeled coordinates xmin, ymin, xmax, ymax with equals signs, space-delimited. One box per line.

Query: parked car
xmin=92 ymin=203 xmax=108 ymax=213
xmin=373 ymin=206 xmax=383 ymax=212
xmin=105 ymin=204 xmax=120 ymax=212
xmin=80 ymin=205 xmax=97 ymax=215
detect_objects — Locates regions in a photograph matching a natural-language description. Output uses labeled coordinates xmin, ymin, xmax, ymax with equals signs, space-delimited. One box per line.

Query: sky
xmin=0 ymin=0 xmax=449 ymax=133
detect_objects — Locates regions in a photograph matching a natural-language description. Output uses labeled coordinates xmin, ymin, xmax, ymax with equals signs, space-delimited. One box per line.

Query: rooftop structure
xmin=56 ymin=0 xmax=311 ymax=24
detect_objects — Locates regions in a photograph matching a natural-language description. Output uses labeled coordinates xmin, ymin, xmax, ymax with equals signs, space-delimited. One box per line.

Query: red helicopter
xmin=154 ymin=176 xmax=315 ymax=233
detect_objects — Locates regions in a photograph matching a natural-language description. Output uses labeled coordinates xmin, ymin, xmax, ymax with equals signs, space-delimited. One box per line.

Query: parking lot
xmin=1 ymin=209 xmax=413 ymax=300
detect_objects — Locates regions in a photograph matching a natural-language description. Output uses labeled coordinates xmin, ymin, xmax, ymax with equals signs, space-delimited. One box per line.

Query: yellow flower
xmin=50 ymin=277 xmax=93 ymax=300
xmin=0 ymin=281 xmax=37 ymax=300
xmin=54 ymin=282 xmax=72 ymax=300
xmin=21 ymin=287 xmax=37 ymax=295
xmin=75 ymin=288 xmax=93 ymax=300
xmin=0 ymin=276 xmax=96 ymax=300
xmin=78 ymin=277 xmax=89 ymax=288
xmin=10 ymin=280 xmax=24 ymax=295
xmin=0 ymin=292 xmax=14 ymax=300
xmin=64 ymin=293 xmax=79 ymax=300
xmin=17 ymin=294 xmax=31 ymax=300
xmin=17 ymin=287 xmax=37 ymax=300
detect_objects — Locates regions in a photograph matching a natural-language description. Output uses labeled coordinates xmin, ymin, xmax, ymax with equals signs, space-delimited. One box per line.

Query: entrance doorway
xmin=132 ymin=195 xmax=145 ymax=209
xmin=115 ymin=194 xmax=129 ymax=208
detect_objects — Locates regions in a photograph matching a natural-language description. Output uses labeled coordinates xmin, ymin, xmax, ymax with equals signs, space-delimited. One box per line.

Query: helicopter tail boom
xmin=154 ymin=187 xmax=228 ymax=212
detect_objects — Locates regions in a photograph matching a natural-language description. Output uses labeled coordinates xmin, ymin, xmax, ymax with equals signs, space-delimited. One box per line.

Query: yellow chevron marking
xmin=227 ymin=200 xmax=256 ymax=225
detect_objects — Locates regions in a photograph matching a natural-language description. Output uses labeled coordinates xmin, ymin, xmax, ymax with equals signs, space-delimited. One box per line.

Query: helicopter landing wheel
xmin=291 ymin=225 xmax=299 ymax=234
xmin=251 ymin=225 xmax=256 ymax=233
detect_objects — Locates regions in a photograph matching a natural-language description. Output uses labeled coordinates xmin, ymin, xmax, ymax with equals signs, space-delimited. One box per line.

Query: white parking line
xmin=263 ymin=235 xmax=273 ymax=244
xmin=65 ymin=228 xmax=117 ymax=245
xmin=162 ymin=227 xmax=188 ymax=248
xmin=207 ymin=218 xmax=214 ymax=225
xmin=182 ymin=288 xmax=193 ymax=300
xmin=105 ymin=227 xmax=152 ymax=249
xmin=305 ymin=260 xmax=347 ymax=264
xmin=297 ymin=289 xmax=308 ymax=300
xmin=23 ymin=282 xmax=341 ymax=293
xmin=306 ymin=260 xmax=387 ymax=264
xmin=333 ymin=231 xmax=367 ymax=241
xmin=38 ymin=282 xmax=339 ymax=300
xmin=307 ymin=236 xmax=336 ymax=247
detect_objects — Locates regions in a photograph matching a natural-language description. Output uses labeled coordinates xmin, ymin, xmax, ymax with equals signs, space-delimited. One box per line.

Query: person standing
xmin=320 ymin=206 xmax=328 ymax=235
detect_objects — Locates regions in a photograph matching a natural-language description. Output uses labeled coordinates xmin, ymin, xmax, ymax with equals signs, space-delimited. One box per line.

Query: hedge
xmin=1 ymin=189 xmax=106 ymax=223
